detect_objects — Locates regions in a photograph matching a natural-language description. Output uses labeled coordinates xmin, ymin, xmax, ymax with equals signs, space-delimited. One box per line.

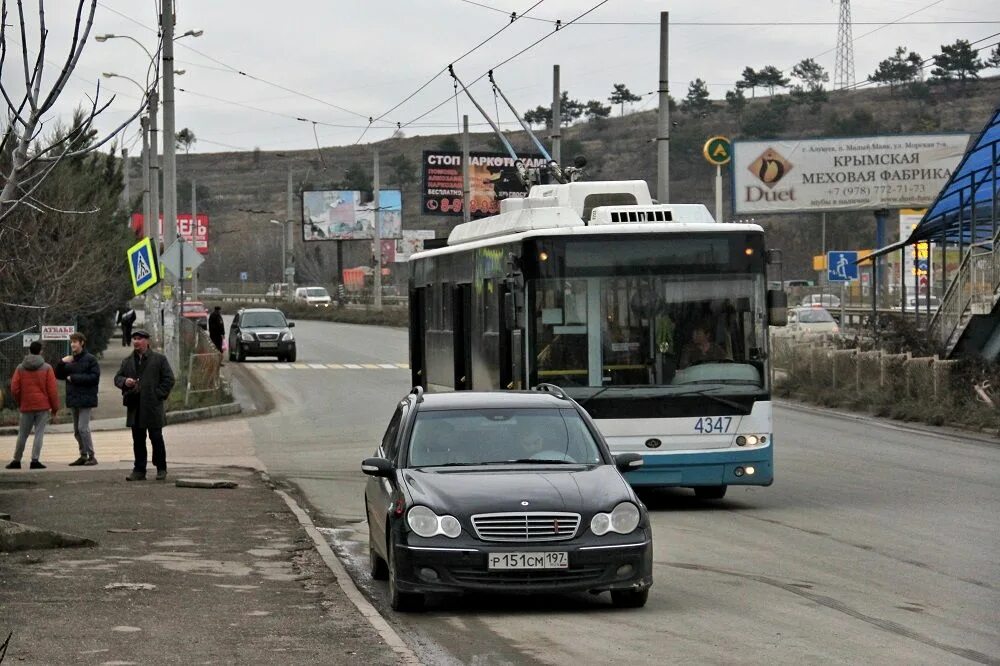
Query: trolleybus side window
xmin=534 ymin=279 xmax=589 ymax=386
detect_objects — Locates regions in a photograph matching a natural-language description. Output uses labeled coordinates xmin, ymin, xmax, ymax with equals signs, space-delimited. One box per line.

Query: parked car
xmin=180 ymin=301 xmax=209 ymax=329
xmin=775 ymin=306 xmax=840 ymax=337
xmin=892 ymin=294 xmax=941 ymax=312
xmin=363 ymin=385 xmax=652 ymax=612
xmin=228 ymin=307 xmax=296 ymax=362
xmin=295 ymin=286 xmax=332 ymax=307
xmin=800 ymin=293 xmax=841 ymax=308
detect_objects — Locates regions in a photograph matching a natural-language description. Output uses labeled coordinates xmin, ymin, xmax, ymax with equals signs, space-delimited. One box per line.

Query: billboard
xmin=131 ymin=213 xmax=209 ymax=254
xmin=422 ymin=151 xmax=547 ymax=219
xmin=394 ymin=230 xmax=436 ymax=262
xmin=732 ymin=134 xmax=969 ymax=214
xmin=302 ymin=190 xmax=402 ymax=241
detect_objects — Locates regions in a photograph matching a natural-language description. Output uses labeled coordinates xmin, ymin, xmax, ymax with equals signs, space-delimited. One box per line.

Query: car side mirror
xmin=361 ymin=457 xmax=394 ymax=477
xmin=287 ymin=322 xmax=295 ymax=328
xmin=614 ymin=452 xmax=643 ymax=474
xmin=767 ymin=290 xmax=788 ymax=327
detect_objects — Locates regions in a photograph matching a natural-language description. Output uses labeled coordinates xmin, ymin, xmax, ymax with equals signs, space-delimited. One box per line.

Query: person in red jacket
xmin=6 ymin=341 xmax=60 ymax=469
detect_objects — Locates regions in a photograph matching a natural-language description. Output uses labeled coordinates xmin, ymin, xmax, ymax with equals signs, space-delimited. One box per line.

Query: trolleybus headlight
xmin=745 ymin=435 xmax=759 ymax=446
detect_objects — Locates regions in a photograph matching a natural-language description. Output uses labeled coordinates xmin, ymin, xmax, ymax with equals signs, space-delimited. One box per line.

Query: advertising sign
xmin=394 ymin=230 xmax=436 ymax=262
xmin=900 ymin=208 xmax=931 ymax=294
xmin=732 ymin=134 xmax=969 ymax=214
xmin=302 ymin=190 xmax=402 ymax=241
xmin=41 ymin=325 xmax=75 ymax=341
xmin=703 ymin=136 xmax=732 ymax=166
xmin=422 ymin=151 xmax=546 ymax=219
xmin=131 ymin=213 xmax=209 ymax=254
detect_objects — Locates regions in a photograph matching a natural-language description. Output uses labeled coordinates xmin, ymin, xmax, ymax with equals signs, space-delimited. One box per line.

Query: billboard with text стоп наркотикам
xmin=422 ymin=151 xmax=547 ymax=219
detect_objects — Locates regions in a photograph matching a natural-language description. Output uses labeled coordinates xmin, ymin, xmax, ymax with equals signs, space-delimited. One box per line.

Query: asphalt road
xmin=232 ymin=318 xmax=1000 ymax=665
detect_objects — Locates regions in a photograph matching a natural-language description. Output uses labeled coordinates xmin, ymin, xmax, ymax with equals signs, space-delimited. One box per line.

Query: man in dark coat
xmin=114 ymin=329 xmax=175 ymax=481
xmin=117 ymin=306 xmax=137 ymax=346
xmin=55 ymin=332 xmax=100 ymax=466
xmin=208 ymin=306 xmax=225 ymax=354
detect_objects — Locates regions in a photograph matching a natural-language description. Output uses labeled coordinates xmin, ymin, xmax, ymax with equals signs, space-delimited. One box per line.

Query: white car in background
xmin=801 ymin=293 xmax=842 ymax=308
xmin=774 ymin=306 xmax=841 ymax=338
xmin=295 ymin=286 xmax=332 ymax=307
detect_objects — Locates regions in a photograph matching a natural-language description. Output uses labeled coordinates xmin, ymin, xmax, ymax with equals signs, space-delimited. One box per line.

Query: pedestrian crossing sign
xmin=127 ymin=237 xmax=160 ymax=295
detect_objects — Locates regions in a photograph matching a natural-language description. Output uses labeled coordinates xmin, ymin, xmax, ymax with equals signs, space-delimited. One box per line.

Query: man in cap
xmin=114 ymin=329 xmax=175 ymax=481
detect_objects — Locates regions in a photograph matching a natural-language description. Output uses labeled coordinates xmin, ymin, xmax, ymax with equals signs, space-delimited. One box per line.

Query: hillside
xmin=136 ymin=76 xmax=1000 ymax=289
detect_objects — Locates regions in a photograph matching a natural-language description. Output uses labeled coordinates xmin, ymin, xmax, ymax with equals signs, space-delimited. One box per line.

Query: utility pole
xmin=462 ymin=114 xmax=471 ymax=224
xmin=373 ymin=148 xmax=383 ymax=311
xmin=191 ymin=178 xmax=198 ymax=300
xmin=551 ymin=65 xmax=561 ymax=165
xmin=285 ymin=167 xmax=294 ymax=301
xmin=140 ymin=118 xmax=150 ymax=240
xmin=148 ymin=89 xmax=162 ymax=346
xmin=657 ymin=11 xmax=670 ymax=203
xmin=121 ymin=148 xmax=130 ymax=215
xmin=161 ymin=0 xmax=179 ymax=368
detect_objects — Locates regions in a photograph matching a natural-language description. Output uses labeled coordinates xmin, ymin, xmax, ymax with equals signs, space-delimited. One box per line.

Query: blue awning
xmin=905 ymin=106 xmax=1000 ymax=246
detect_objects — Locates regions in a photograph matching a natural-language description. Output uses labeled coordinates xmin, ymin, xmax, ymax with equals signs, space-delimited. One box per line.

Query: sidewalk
xmin=0 ymin=467 xmax=398 ymax=665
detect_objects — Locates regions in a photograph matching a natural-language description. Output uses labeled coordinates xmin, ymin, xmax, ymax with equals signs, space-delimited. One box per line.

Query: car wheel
xmin=228 ymin=344 xmax=236 ymax=362
xmin=610 ymin=588 xmax=649 ymax=608
xmin=694 ymin=485 xmax=727 ymax=500
xmin=236 ymin=344 xmax=246 ymax=363
xmin=388 ymin=533 xmax=423 ymax=612
xmin=286 ymin=349 xmax=296 ymax=363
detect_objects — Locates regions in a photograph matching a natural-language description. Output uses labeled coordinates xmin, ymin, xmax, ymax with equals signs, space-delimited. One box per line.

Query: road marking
xmin=396 ymin=363 xmax=409 ymax=369
xmin=292 ymin=364 xmax=309 ymax=369
xmin=308 ymin=363 xmax=326 ymax=369
xmin=377 ymin=363 xmax=397 ymax=369
xmin=326 ymin=363 xmax=344 ymax=369
xmin=273 ymin=364 xmax=291 ymax=370
xmin=343 ymin=364 xmax=362 ymax=369
xmin=361 ymin=363 xmax=379 ymax=369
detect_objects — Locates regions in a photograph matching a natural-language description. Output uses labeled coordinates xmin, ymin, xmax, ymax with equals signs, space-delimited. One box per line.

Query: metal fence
xmin=0 ymin=327 xmax=72 ymax=412
xmin=177 ymin=317 xmax=226 ymax=407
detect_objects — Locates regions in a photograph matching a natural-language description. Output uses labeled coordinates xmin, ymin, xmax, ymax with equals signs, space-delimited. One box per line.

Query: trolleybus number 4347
xmin=693 ymin=417 xmax=733 ymax=434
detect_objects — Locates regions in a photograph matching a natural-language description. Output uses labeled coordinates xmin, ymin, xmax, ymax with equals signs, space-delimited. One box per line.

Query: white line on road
xmin=378 ymin=363 xmax=398 ymax=369
xmin=343 ymin=364 xmax=363 ymax=369
xmin=275 ymin=490 xmax=422 ymax=666
xmin=308 ymin=363 xmax=326 ymax=369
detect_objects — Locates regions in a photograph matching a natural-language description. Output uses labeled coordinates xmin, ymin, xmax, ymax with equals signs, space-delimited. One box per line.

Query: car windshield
xmin=240 ymin=311 xmax=286 ymax=328
xmin=408 ymin=408 xmax=604 ymax=467
xmin=306 ymin=288 xmax=329 ymax=297
xmin=183 ymin=302 xmax=204 ymax=311
xmin=798 ymin=309 xmax=835 ymax=323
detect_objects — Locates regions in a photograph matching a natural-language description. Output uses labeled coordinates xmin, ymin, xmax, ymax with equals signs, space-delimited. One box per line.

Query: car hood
xmin=244 ymin=327 xmax=285 ymax=335
xmin=401 ymin=464 xmax=633 ymax=515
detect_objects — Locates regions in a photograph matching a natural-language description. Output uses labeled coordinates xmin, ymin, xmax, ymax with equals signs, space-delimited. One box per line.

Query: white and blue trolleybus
xmin=407 ymin=179 xmax=788 ymax=498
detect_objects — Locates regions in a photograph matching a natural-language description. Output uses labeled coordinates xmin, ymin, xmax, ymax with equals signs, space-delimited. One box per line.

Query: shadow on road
xmin=636 ymin=487 xmax=758 ymax=512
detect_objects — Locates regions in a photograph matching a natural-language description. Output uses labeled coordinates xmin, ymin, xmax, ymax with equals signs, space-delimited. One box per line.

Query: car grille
xmin=471 ymin=512 xmax=581 ymax=542
xmin=256 ymin=333 xmax=279 ymax=341
xmin=448 ymin=565 xmax=605 ymax=586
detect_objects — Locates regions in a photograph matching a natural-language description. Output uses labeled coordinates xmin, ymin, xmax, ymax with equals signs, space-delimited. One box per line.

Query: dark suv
xmin=228 ymin=308 xmax=296 ymax=362
xmin=363 ymin=385 xmax=652 ymax=611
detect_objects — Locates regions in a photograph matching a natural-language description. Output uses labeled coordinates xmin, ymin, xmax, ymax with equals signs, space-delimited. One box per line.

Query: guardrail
xmin=189 ymin=293 xmax=409 ymax=308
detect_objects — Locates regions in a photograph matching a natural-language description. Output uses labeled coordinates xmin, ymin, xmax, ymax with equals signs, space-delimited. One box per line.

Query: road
xmin=231 ymin=318 xmax=1000 ymax=665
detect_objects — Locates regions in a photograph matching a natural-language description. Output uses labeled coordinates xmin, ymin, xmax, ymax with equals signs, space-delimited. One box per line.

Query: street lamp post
xmin=269 ymin=220 xmax=286 ymax=290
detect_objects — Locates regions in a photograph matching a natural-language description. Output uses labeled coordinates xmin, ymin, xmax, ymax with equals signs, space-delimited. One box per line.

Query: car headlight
xmin=281 ymin=332 xmax=294 ymax=342
xmin=591 ymin=502 xmax=641 ymax=536
xmin=406 ymin=506 xmax=462 ymax=538
xmin=240 ymin=332 xmax=254 ymax=342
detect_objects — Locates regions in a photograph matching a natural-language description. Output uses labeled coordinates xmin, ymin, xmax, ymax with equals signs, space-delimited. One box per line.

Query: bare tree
xmin=0 ymin=0 xmax=149 ymax=230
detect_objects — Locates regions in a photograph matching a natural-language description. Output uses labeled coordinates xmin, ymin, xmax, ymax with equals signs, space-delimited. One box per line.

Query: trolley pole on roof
xmin=657 ymin=11 xmax=670 ymax=203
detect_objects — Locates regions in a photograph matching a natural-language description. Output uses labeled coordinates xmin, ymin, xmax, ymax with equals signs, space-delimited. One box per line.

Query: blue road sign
xmin=827 ymin=251 xmax=859 ymax=282
xmin=127 ymin=237 xmax=160 ymax=295
xmin=239 ymin=271 xmax=249 ymax=282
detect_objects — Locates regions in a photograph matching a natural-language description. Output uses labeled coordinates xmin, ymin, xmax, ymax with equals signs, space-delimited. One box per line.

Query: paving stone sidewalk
xmin=0 ymin=467 xmax=397 ymax=665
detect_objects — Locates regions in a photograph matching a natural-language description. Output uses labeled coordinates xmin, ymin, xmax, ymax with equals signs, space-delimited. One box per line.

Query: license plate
xmin=259 ymin=342 xmax=278 ymax=348
xmin=488 ymin=552 xmax=568 ymax=570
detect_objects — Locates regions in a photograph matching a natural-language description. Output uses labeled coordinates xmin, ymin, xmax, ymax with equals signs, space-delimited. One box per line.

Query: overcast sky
xmin=5 ymin=0 xmax=998 ymax=154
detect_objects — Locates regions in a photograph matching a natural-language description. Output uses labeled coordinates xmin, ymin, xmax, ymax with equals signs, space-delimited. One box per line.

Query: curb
xmin=274 ymin=489 xmax=422 ymax=666
xmin=775 ymin=399 xmax=1000 ymax=446
xmin=0 ymin=402 xmax=243 ymax=437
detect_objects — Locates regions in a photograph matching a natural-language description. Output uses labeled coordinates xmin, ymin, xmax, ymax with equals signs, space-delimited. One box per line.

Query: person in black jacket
xmin=208 ymin=306 xmax=225 ymax=354
xmin=55 ymin=332 xmax=100 ymax=466
xmin=117 ymin=306 xmax=137 ymax=346
xmin=114 ymin=329 xmax=175 ymax=481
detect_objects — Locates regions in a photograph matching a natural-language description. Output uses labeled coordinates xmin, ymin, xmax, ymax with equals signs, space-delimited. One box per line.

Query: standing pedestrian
xmin=118 ymin=306 xmax=137 ymax=346
xmin=5 ymin=341 xmax=59 ymax=470
xmin=55 ymin=332 xmax=100 ymax=466
xmin=114 ymin=329 xmax=175 ymax=481
xmin=208 ymin=306 xmax=225 ymax=354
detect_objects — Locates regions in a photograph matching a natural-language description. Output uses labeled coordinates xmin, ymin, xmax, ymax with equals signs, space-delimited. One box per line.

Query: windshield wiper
xmin=675 ymin=388 xmax=752 ymax=414
xmin=497 ymin=458 xmax=576 ymax=465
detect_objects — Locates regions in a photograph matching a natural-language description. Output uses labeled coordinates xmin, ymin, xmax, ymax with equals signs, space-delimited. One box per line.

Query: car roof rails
xmin=409 ymin=386 xmax=425 ymax=403
xmin=532 ymin=383 xmax=569 ymax=400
